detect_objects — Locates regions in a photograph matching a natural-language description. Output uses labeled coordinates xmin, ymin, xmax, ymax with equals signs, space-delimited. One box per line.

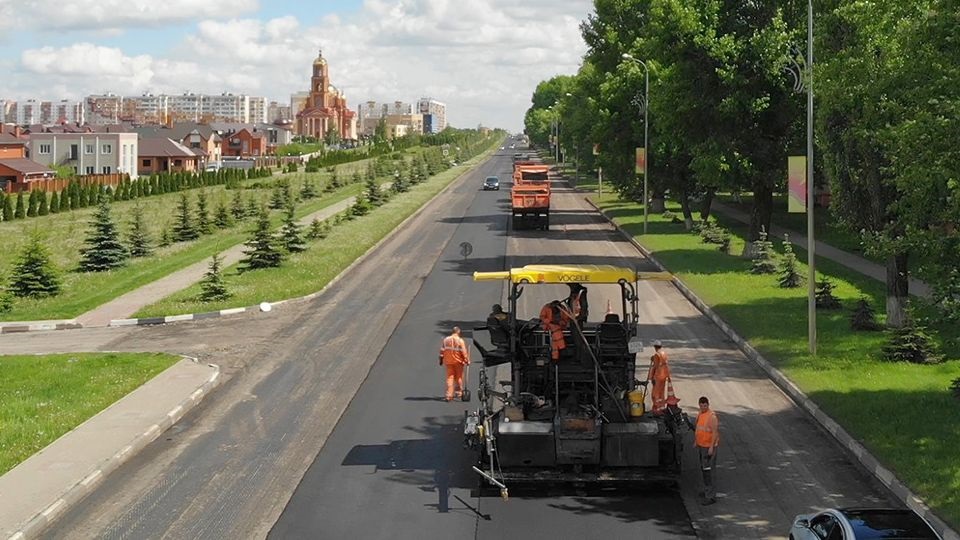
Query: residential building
xmin=210 ymin=122 xmax=292 ymax=155
xmin=55 ymin=100 xmax=84 ymax=124
xmin=121 ymin=94 xmax=169 ymax=124
xmin=384 ymin=114 xmax=424 ymax=137
xmin=85 ymin=94 xmax=124 ymax=125
xmin=294 ymin=50 xmax=357 ymax=141
xmin=28 ymin=132 xmax=139 ymax=178
xmin=134 ymin=123 xmax=222 ymax=166
xmin=267 ymin=101 xmax=292 ymax=123
xmin=0 ymin=128 xmax=55 ymax=192
xmin=220 ymin=128 xmax=266 ymax=158
xmin=249 ymin=97 xmax=267 ymax=124
xmin=417 ymin=98 xmax=447 ymax=133
xmin=138 ymin=138 xmax=201 ymax=175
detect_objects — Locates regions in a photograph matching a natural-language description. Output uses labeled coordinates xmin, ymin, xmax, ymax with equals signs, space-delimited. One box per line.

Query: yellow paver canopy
xmin=473 ymin=264 xmax=670 ymax=285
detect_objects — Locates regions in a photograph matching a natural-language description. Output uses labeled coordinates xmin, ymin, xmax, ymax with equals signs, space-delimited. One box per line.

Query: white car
xmin=790 ymin=508 xmax=941 ymax=540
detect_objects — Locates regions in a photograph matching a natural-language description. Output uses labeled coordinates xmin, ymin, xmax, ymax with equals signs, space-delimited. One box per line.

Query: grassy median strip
xmin=0 ymin=352 xmax=179 ymax=475
xmin=135 ymin=146 xmax=496 ymax=317
xmin=583 ymin=183 xmax=960 ymax=527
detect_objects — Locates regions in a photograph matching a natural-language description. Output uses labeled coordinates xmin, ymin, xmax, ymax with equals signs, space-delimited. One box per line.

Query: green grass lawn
xmin=136 ymin=142 xmax=500 ymax=317
xmin=0 ymin=352 xmax=179 ymax=475
xmin=0 ymin=153 xmax=420 ymax=321
xmin=581 ymin=177 xmax=960 ymax=528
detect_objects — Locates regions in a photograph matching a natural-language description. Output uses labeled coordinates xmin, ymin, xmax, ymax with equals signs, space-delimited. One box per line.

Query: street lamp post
xmin=806 ymin=0 xmax=816 ymax=355
xmin=622 ymin=53 xmax=649 ymax=234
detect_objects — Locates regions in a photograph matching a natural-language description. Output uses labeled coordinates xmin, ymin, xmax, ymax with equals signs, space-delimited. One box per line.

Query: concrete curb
xmin=6 ymin=358 xmax=221 ymax=540
xmin=108 ymin=149 xmax=497 ymax=328
xmin=585 ymin=197 xmax=960 ymax=540
xmin=0 ymin=322 xmax=82 ymax=334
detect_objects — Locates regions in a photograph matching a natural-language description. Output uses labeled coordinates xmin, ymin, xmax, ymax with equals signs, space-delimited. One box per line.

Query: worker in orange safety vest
xmin=539 ymin=300 xmax=569 ymax=361
xmin=695 ymin=396 xmax=720 ymax=505
xmin=646 ymin=340 xmax=672 ymax=413
xmin=439 ymin=326 xmax=470 ymax=401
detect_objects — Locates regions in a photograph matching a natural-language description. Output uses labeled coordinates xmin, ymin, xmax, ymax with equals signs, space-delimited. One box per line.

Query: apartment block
xmin=29 ymin=132 xmax=139 ymax=178
xmin=417 ymin=98 xmax=447 ymax=133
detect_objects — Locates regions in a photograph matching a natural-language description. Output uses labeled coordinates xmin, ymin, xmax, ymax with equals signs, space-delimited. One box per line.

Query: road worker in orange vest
xmin=539 ymin=300 xmax=569 ymax=361
xmin=695 ymin=396 xmax=720 ymax=505
xmin=439 ymin=326 xmax=470 ymax=402
xmin=646 ymin=340 xmax=672 ymax=413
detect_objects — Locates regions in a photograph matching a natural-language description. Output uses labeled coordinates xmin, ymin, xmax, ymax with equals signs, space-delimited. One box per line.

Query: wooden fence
xmin=21 ymin=173 xmax=127 ymax=194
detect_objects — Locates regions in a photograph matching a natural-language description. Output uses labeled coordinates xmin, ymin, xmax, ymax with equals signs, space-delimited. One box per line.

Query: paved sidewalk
xmin=76 ymin=194 xmax=364 ymax=327
xmin=0 ymin=358 xmax=220 ymax=540
xmin=711 ymin=201 xmax=932 ymax=298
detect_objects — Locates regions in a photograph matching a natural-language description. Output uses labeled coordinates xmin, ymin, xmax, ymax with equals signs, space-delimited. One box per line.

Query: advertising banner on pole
xmin=635 ymin=147 xmax=646 ymax=175
xmin=788 ymin=155 xmax=806 ymax=213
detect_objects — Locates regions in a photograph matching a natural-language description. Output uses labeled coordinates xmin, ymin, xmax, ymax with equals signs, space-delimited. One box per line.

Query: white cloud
xmin=2 ymin=0 xmax=593 ymax=131
xmin=5 ymin=0 xmax=260 ymax=31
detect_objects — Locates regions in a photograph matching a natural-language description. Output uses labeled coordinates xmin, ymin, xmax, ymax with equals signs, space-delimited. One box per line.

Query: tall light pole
xmin=806 ymin=0 xmax=816 ymax=355
xmin=622 ymin=53 xmax=649 ymax=234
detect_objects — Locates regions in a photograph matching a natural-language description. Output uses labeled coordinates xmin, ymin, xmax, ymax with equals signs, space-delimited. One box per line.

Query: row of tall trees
xmin=528 ymin=0 xmax=959 ymax=326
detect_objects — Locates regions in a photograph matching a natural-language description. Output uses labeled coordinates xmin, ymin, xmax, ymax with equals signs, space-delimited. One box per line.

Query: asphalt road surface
xmin=35 ymin=144 xmax=895 ymax=539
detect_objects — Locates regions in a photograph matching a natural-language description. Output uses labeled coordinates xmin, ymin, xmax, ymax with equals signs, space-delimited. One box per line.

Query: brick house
xmin=138 ymin=138 xmax=201 ymax=175
xmin=0 ymin=128 xmax=55 ymax=192
xmin=221 ymin=128 xmax=266 ymax=158
xmin=134 ymin=123 xmax=222 ymax=166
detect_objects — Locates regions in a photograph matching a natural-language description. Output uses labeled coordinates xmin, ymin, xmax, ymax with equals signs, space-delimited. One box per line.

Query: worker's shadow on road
xmin=341 ymin=416 xmax=483 ymax=517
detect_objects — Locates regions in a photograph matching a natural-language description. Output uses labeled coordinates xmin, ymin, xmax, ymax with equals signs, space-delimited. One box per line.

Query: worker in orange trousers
xmin=646 ymin=340 xmax=672 ymax=413
xmin=439 ymin=326 xmax=470 ymax=401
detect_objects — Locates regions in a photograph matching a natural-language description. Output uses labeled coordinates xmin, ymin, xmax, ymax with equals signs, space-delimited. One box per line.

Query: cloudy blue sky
xmin=0 ymin=0 xmax=593 ymax=131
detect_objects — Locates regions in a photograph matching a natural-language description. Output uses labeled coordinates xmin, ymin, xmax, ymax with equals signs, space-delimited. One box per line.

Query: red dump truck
xmin=511 ymin=163 xmax=551 ymax=230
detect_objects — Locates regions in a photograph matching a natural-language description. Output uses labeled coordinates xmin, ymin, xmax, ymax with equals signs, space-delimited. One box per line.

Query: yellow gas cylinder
xmin=628 ymin=388 xmax=646 ymax=417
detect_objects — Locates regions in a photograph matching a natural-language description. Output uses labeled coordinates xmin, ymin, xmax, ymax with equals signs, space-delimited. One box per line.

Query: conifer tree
xmin=238 ymin=205 xmax=282 ymax=272
xmin=750 ymin=228 xmax=777 ymax=274
xmin=307 ymin=217 xmax=329 ymax=239
xmin=777 ymin=234 xmax=803 ymax=288
xmin=214 ymin=200 xmax=233 ymax=229
xmin=172 ymin=193 xmax=199 ymax=242
xmin=199 ymin=253 xmax=230 ymax=301
xmin=126 ymin=203 xmax=153 ymax=257
xmin=245 ymin=196 xmax=259 ymax=217
xmin=815 ymin=279 xmax=842 ymax=310
xmin=27 ymin=189 xmax=38 ymax=217
xmin=159 ymin=226 xmax=172 ymax=247
xmin=0 ymin=193 xmax=5 ymax=221
xmin=365 ymin=176 xmax=385 ymax=206
xmin=350 ymin=190 xmax=371 ymax=217
xmin=9 ymin=233 xmax=61 ymax=297
xmin=14 ymin=191 xmax=25 ymax=219
xmin=269 ymin=185 xmax=287 ymax=209
xmin=79 ymin=197 xmax=129 ymax=271
xmin=196 ymin=190 xmax=212 ymax=235
xmin=299 ymin=179 xmax=317 ymax=200
xmin=231 ymin=190 xmax=246 ymax=220
xmin=279 ymin=203 xmax=306 ymax=253
xmin=37 ymin=191 xmax=49 ymax=216
xmin=881 ymin=308 xmax=944 ymax=364
xmin=2 ymin=193 xmax=11 ymax=221
xmin=49 ymin=191 xmax=60 ymax=213
xmin=850 ymin=297 xmax=882 ymax=331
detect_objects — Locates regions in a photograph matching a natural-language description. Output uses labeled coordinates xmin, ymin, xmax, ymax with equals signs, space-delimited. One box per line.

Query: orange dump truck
xmin=511 ymin=163 xmax=551 ymax=230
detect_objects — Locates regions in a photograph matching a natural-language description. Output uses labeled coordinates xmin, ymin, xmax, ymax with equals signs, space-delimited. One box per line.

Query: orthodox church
xmin=295 ymin=50 xmax=357 ymax=141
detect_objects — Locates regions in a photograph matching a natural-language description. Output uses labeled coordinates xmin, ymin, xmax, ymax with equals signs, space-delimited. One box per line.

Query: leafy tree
xmin=750 ymin=229 xmax=777 ymax=274
xmin=14 ymin=191 xmax=25 ymax=219
xmin=196 ymin=191 xmax=212 ymax=235
xmin=777 ymin=235 xmax=803 ymax=288
xmin=239 ymin=206 xmax=283 ymax=272
xmin=172 ymin=193 xmax=199 ymax=242
xmin=9 ymin=233 xmax=61 ymax=297
xmin=199 ymin=253 xmax=230 ymax=301
xmin=0 ymin=288 xmax=12 ymax=313
xmin=126 ymin=204 xmax=153 ymax=257
xmin=79 ymin=198 xmax=129 ymax=271
xmin=279 ymin=204 xmax=306 ymax=253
